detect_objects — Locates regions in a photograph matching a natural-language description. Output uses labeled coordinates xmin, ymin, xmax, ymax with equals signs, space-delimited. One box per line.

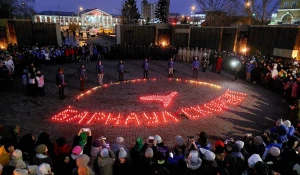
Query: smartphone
xmin=82 ymin=128 xmax=89 ymax=132
xmin=188 ymin=136 xmax=194 ymax=142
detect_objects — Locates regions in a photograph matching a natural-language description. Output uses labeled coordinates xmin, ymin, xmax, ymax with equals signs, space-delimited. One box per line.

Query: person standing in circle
xmin=96 ymin=60 xmax=104 ymax=86
xmin=192 ymin=57 xmax=200 ymax=79
xmin=56 ymin=68 xmax=66 ymax=100
xmin=117 ymin=60 xmax=125 ymax=82
xmin=142 ymin=58 xmax=149 ymax=79
xmin=78 ymin=64 xmax=87 ymax=91
xmin=168 ymin=57 xmax=174 ymax=77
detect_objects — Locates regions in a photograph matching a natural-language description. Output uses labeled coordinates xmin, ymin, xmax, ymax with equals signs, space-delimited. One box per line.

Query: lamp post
xmin=79 ymin=7 xmax=83 ymax=26
xmin=191 ymin=6 xmax=195 ymax=25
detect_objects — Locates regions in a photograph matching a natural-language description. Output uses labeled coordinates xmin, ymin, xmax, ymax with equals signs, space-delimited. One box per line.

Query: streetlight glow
xmin=79 ymin=7 xmax=83 ymax=11
xmin=192 ymin=6 xmax=195 ymax=11
xmin=246 ymin=2 xmax=250 ymax=7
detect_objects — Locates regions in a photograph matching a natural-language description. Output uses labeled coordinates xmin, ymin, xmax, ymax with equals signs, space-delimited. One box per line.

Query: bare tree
xmin=196 ymin=0 xmax=238 ymax=26
xmin=0 ymin=0 xmax=35 ymax=19
xmin=234 ymin=0 xmax=280 ymax=24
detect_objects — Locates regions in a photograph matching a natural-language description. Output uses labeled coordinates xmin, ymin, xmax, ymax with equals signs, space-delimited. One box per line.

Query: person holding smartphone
xmin=72 ymin=128 xmax=92 ymax=157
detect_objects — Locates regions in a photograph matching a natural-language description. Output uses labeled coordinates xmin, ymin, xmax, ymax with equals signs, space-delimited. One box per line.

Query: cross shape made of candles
xmin=140 ymin=91 xmax=178 ymax=107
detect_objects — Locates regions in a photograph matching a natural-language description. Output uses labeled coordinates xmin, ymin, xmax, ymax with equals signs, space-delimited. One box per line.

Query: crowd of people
xmin=0 ymin=121 xmax=300 ymax=175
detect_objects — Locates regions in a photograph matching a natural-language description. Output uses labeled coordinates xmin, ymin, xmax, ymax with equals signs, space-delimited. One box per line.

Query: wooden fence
xmin=248 ymin=26 xmax=300 ymax=57
xmin=6 ymin=20 xmax=58 ymax=46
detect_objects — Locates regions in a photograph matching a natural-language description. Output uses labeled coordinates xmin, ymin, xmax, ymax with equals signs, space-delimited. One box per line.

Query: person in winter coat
xmin=78 ymin=64 xmax=87 ymax=91
xmin=32 ymin=144 xmax=53 ymax=168
xmin=72 ymin=154 xmax=94 ymax=175
xmin=56 ymin=68 xmax=66 ymax=100
xmin=168 ymin=57 xmax=174 ymax=77
xmin=94 ymin=148 xmax=115 ymax=175
xmin=192 ymin=57 xmax=200 ymax=79
xmin=8 ymin=149 xmax=26 ymax=169
xmin=216 ymin=55 xmax=223 ymax=74
xmin=117 ymin=60 xmax=124 ymax=82
xmin=36 ymin=71 xmax=45 ymax=96
xmin=113 ymin=147 xmax=132 ymax=175
xmin=53 ymin=137 xmax=73 ymax=175
xmin=142 ymin=58 xmax=149 ymax=79
xmin=185 ymin=150 xmax=202 ymax=175
xmin=72 ymin=128 xmax=92 ymax=157
xmin=0 ymin=139 xmax=14 ymax=166
xmin=96 ymin=61 xmax=104 ymax=86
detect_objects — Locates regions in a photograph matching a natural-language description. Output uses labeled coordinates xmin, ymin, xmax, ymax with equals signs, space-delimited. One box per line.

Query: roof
xmin=36 ymin=11 xmax=77 ymax=16
xmin=79 ymin=8 xmax=110 ymax=16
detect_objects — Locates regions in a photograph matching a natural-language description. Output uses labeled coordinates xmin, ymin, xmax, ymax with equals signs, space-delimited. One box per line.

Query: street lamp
xmin=191 ymin=6 xmax=195 ymax=25
xmin=78 ymin=7 xmax=83 ymax=26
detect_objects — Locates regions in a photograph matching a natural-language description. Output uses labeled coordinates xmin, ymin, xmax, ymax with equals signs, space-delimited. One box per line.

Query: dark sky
xmin=34 ymin=0 xmax=196 ymax=16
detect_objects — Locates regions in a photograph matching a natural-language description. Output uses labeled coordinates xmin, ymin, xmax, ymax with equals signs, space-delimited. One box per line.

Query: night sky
xmin=34 ymin=0 xmax=196 ymax=16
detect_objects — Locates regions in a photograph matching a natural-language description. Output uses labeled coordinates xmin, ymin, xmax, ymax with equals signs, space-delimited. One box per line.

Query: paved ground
xmin=0 ymin=59 xmax=290 ymax=147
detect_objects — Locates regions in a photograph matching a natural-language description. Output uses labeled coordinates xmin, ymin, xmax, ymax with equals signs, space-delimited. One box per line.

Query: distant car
xmin=87 ymin=30 xmax=97 ymax=37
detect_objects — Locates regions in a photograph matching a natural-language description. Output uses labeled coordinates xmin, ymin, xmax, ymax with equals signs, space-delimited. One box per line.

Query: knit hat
xmin=175 ymin=135 xmax=184 ymax=146
xmin=71 ymin=146 xmax=83 ymax=160
xmin=27 ymin=165 xmax=38 ymax=175
xmin=134 ymin=137 xmax=143 ymax=152
xmin=248 ymin=154 xmax=262 ymax=168
xmin=35 ymin=144 xmax=47 ymax=154
xmin=205 ymin=150 xmax=215 ymax=161
xmin=283 ymin=120 xmax=292 ymax=128
xmin=254 ymin=161 xmax=270 ymax=175
xmin=215 ymin=140 xmax=225 ymax=148
xmin=78 ymin=165 xmax=89 ymax=175
xmin=235 ymin=141 xmax=244 ymax=150
xmin=92 ymin=139 xmax=101 ymax=147
xmin=79 ymin=132 xmax=87 ymax=146
xmin=269 ymin=146 xmax=280 ymax=157
xmin=118 ymin=147 xmax=127 ymax=159
xmin=76 ymin=154 xmax=90 ymax=167
xmin=145 ymin=148 xmax=154 ymax=158
xmin=294 ymin=164 xmax=300 ymax=175
xmin=226 ymin=154 xmax=236 ymax=166
xmin=189 ymin=150 xmax=199 ymax=162
xmin=36 ymin=163 xmax=51 ymax=175
xmin=188 ymin=150 xmax=202 ymax=170
xmin=116 ymin=137 xmax=124 ymax=144
xmin=100 ymin=148 xmax=109 ymax=158
xmin=13 ymin=169 xmax=29 ymax=175
xmin=276 ymin=119 xmax=283 ymax=126
xmin=12 ymin=149 xmax=23 ymax=160
xmin=254 ymin=136 xmax=264 ymax=145
xmin=155 ymin=135 xmax=162 ymax=144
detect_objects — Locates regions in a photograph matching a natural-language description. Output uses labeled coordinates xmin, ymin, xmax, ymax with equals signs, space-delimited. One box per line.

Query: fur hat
xmin=13 ymin=169 xmax=29 ymax=175
xmin=76 ymin=154 xmax=90 ymax=167
xmin=155 ymin=135 xmax=162 ymax=144
xmin=283 ymin=120 xmax=292 ymax=128
xmin=35 ymin=144 xmax=47 ymax=154
xmin=100 ymin=148 xmax=109 ymax=158
xmin=276 ymin=119 xmax=283 ymax=126
xmin=269 ymin=146 xmax=280 ymax=157
xmin=71 ymin=146 xmax=83 ymax=160
xmin=248 ymin=154 xmax=262 ymax=168
xmin=116 ymin=137 xmax=124 ymax=144
xmin=254 ymin=136 xmax=264 ymax=145
xmin=175 ymin=135 xmax=184 ymax=146
xmin=118 ymin=147 xmax=127 ymax=159
xmin=12 ymin=149 xmax=23 ymax=160
xmin=36 ymin=163 xmax=51 ymax=175
xmin=145 ymin=148 xmax=153 ymax=158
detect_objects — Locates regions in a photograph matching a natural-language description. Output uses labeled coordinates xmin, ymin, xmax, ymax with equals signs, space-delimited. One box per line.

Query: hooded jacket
xmin=0 ymin=145 xmax=12 ymax=166
xmin=95 ymin=150 xmax=115 ymax=175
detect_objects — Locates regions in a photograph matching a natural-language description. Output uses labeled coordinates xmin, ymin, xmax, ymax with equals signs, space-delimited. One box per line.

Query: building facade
xmin=141 ymin=0 xmax=170 ymax=23
xmin=33 ymin=8 xmax=121 ymax=29
xmin=271 ymin=0 xmax=300 ymax=25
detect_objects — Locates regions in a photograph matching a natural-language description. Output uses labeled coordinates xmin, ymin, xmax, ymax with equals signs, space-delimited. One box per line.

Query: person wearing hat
xmin=196 ymin=131 xmax=212 ymax=151
xmin=53 ymin=137 xmax=72 ymax=175
xmin=111 ymin=137 xmax=131 ymax=161
xmin=94 ymin=148 xmax=115 ymax=175
xmin=90 ymin=137 xmax=106 ymax=164
xmin=96 ymin=60 xmax=104 ymax=86
xmin=142 ymin=58 xmax=149 ymax=79
xmin=173 ymin=135 xmax=186 ymax=154
xmin=72 ymin=128 xmax=92 ymax=157
xmin=140 ymin=148 xmax=154 ymax=175
xmin=113 ymin=147 xmax=132 ymax=175
xmin=36 ymin=163 xmax=54 ymax=175
xmin=154 ymin=135 xmax=169 ymax=159
xmin=36 ymin=71 xmax=45 ymax=96
xmin=186 ymin=150 xmax=202 ymax=174
xmin=56 ymin=68 xmax=66 ymax=100
xmin=8 ymin=149 xmax=26 ymax=169
xmin=13 ymin=169 xmax=29 ymax=175
xmin=129 ymin=137 xmax=143 ymax=171
xmin=72 ymin=154 xmax=94 ymax=175
xmin=32 ymin=144 xmax=53 ymax=168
